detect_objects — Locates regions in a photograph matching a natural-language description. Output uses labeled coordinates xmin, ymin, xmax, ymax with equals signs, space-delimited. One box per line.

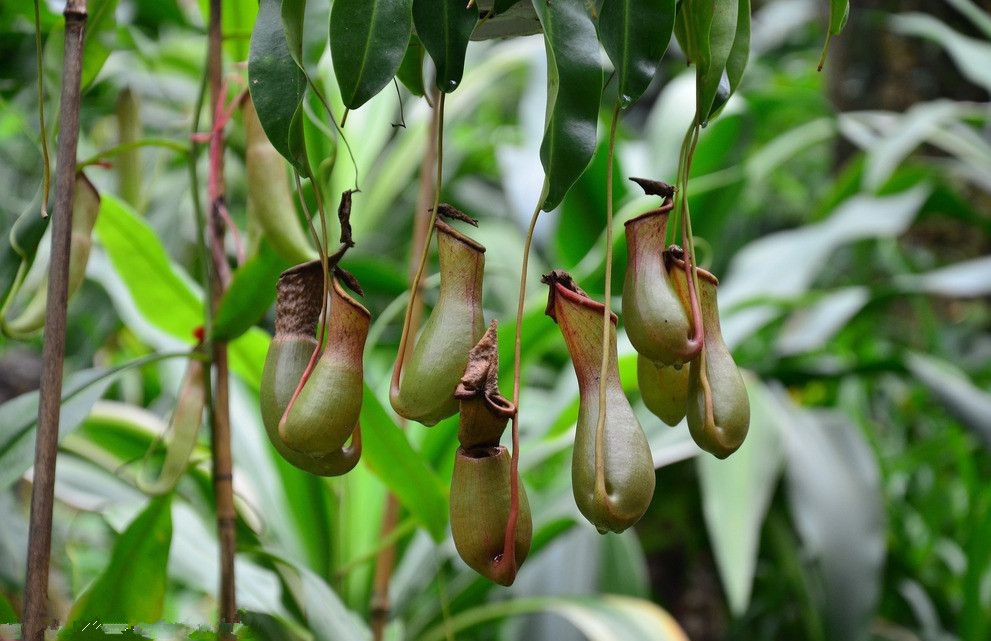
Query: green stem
xmin=506 ymin=178 xmax=549 ymax=570
xmin=305 ymin=75 xmax=361 ymax=191
xmin=419 ymin=597 xmax=560 ymax=641
xmin=390 ymin=92 xmax=446 ymax=402
xmin=33 ymin=0 xmax=50 ymax=217
xmin=79 ymin=138 xmax=190 ymax=169
xmin=594 ymin=101 xmax=621 ymax=513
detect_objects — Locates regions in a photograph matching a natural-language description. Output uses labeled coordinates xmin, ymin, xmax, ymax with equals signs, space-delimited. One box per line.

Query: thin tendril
xmin=34 ymin=0 xmax=50 ymax=217
xmin=594 ymin=102 xmax=622 ymax=513
xmin=506 ymin=180 xmax=547 ymax=572
xmin=306 ymin=75 xmax=361 ymax=191
xmin=282 ymin=166 xmax=333 ymax=430
xmin=390 ymin=92 xmax=446 ymax=404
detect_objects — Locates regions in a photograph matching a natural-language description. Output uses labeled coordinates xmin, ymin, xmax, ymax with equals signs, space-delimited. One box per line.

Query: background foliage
xmin=1 ymin=0 xmax=990 ymax=640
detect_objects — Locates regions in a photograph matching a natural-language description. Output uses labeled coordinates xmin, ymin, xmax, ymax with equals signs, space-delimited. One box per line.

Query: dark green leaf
xmin=0 ymin=368 xmax=120 ymax=491
xmin=281 ymin=0 xmax=306 ymax=67
xmin=330 ymin=0 xmax=413 ymax=109
xmin=397 ymin=36 xmax=427 ymax=96
xmin=413 ymin=0 xmax=478 ymax=93
xmin=249 ymin=0 xmax=308 ymax=174
xmin=493 ymin=0 xmax=523 ymax=14
xmin=213 ymin=243 xmax=289 ymax=342
xmin=65 ymin=495 xmax=173 ymax=625
xmin=598 ymin=0 xmax=676 ymax=108
xmin=725 ymin=0 xmax=751 ymax=94
xmin=360 ymin=385 xmax=448 ymax=540
xmin=829 ymin=0 xmax=850 ymax=35
xmin=693 ymin=0 xmax=740 ymax=123
xmin=532 ymin=0 xmax=602 ymax=211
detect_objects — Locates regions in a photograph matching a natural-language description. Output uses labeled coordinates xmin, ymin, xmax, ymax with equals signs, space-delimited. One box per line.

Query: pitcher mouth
xmin=436 ymin=218 xmax=486 ymax=254
xmin=458 ymin=444 xmax=505 ymax=460
xmin=541 ymin=270 xmax=618 ymax=325
xmin=624 ymin=198 xmax=675 ymax=229
xmin=664 ymin=247 xmax=719 ymax=286
xmin=331 ymin=277 xmax=371 ymax=319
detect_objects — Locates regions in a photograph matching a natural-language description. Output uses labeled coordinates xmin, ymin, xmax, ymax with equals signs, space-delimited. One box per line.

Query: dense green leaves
xmin=413 ymin=0 xmax=478 ymax=93
xmin=65 ymin=496 xmax=173 ymax=625
xmin=93 ymin=195 xmax=270 ymax=388
xmin=598 ymin=0 xmax=676 ymax=108
xmin=532 ymin=0 xmax=602 ymax=211
xmin=331 ymin=0 xmax=413 ymax=109
xmin=249 ymin=0 xmax=308 ymax=173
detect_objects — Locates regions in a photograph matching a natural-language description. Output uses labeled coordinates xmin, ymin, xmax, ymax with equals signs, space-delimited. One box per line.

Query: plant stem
xmin=594 ymin=102 xmax=621 ymax=512
xmin=22 ymin=2 xmax=87 ymax=639
xmin=507 ymin=179 xmax=549 ymax=570
xmin=389 ymin=92 xmax=446 ymax=406
xmin=207 ymin=0 xmax=237 ymax=634
xmin=33 ymin=0 xmax=50 ymax=217
xmin=371 ymin=85 xmax=441 ymax=641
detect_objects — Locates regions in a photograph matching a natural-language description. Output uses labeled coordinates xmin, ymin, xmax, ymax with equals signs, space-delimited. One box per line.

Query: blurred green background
xmin=1 ymin=0 xmax=990 ymax=640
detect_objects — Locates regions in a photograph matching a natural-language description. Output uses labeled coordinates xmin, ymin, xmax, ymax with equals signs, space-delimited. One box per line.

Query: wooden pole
xmin=21 ymin=1 xmax=88 ymax=638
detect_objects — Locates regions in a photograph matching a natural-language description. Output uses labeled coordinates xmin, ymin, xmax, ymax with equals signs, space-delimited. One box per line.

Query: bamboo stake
xmin=22 ymin=1 xmax=88 ymax=639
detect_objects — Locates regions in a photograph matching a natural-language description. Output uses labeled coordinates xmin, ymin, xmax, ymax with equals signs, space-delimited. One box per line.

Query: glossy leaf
xmin=780 ymin=401 xmax=884 ymax=641
xmin=0 ymin=368 xmax=120 ymax=491
xmin=473 ymin=0 xmax=541 ymax=39
xmin=413 ymin=0 xmax=478 ymax=93
xmin=725 ymin=0 xmax=751 ymax=94
xmin=532 ymin=0 xmax=602 ymax=211
xmin=213 ymin=244 xmax=290 ymax=342
xmin=249 ymin=0 xmax=308 ymax=173
xmin=361 ymin=385 xmax=449 ymax=540
xmin=698 ymin=375 xmax=784 ymax=614
xmin=331 ymin=0 xmax=413 ymax=109
xmin=493 ymin=0 xmax=522 ymax=13
xmin=281 ymin=0 xmax=306 ymax=67
xmin=694 ymin=0 xmax=740 ymax=122
xmin=66 ymin=495 xmax=173 ymax=625
xmin=598 ymin=0 xmax=676 ymax=108
xmin=397 ymin=35 xmax=427 ymax=96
